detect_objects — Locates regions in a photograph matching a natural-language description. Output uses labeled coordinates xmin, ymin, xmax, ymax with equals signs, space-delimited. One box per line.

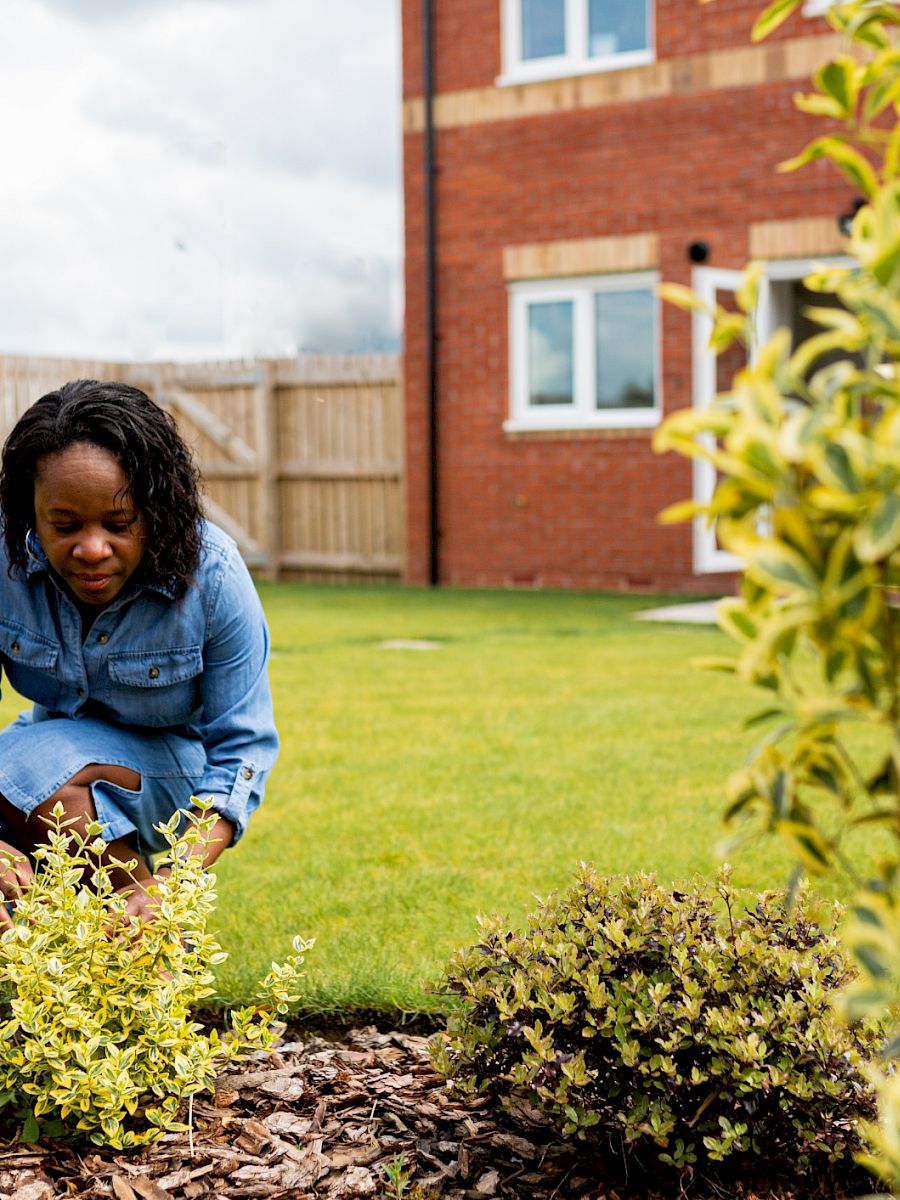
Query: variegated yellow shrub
xmin=0 ymin=802 xmax=312 ymax=1149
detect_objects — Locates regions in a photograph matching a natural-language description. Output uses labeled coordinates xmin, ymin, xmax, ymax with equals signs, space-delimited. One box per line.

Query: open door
xmin=691 ymin=267 xmax=745 ymax=575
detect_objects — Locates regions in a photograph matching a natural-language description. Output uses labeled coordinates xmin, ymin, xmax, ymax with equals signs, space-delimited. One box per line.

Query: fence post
xmin=256 ymin=360 xmax=281 ymax=581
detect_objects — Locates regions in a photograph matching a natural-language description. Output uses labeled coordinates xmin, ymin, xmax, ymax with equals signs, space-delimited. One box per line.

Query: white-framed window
xmin=506 ymin=271 xmax=662 ymax=432
xmin=499 ymin=0 xmax=654 ymax=86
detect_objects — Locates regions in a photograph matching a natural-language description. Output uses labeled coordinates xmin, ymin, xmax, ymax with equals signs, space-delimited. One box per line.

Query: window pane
xmin=595 ymin=288 xmax=655 ymax=409
xmin=528 ymin=300 xmax=574 ymax=406
xmin=521 ymin=0 xmax=566 ymax=60
xmin=588 ymin=0 xmax=648 ymax=56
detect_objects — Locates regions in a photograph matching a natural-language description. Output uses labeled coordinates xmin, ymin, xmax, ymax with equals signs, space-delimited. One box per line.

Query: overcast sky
xmin=0 ymin=0 xmax=403 ymax=362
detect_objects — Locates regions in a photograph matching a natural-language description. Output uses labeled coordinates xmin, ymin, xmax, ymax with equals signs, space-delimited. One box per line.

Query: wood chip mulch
xmin=0 ymin=1026 xmax=874 ymax=1200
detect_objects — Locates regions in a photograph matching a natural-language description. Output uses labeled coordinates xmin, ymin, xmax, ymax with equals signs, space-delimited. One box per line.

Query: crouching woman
xmin=0 ymin=379 xmax=278 ymax=925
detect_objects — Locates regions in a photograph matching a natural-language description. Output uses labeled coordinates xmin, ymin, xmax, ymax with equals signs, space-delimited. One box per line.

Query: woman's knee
xmin=23 ymin=763 xmax=141 ymax=844
xmin=64 ymin=764 xmax=141 ymax=794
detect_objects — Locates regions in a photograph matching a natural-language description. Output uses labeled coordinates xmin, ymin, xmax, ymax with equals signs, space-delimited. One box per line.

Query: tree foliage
xmin=654 ymin=0 xmax=900 ymax=1186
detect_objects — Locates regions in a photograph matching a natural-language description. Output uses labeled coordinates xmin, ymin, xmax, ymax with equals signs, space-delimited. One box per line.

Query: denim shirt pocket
xmin=0 ymin=619 xmax=61 ymax=710
xmin=106 ymin=645 xmax=203 ymax=727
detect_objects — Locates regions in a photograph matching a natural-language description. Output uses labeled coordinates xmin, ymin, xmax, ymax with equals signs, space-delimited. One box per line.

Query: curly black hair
xmin=0 ymin=379 xmax=203 ymax=597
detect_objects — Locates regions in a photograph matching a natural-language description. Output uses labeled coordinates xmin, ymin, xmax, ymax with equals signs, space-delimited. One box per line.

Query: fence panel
xmin=273 ymin=356 xmax=404 ymax=580
xmin=0 ymin=354 xmax=404 ymax=582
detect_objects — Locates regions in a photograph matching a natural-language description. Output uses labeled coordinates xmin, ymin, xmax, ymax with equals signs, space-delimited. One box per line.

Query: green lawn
xmin=209 ymin=584 xmax=810 ymax=1018
xmin=0 ymin=585 xmax=849 ymax=1019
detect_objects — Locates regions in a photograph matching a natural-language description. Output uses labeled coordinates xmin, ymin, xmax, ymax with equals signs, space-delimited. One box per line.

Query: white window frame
xmin=505 ymin=271 xmax=662 ymax=433
xmin=803 ymin=0 xmax=836 ymax=15
xmin=498 ymin=0 xmax=655 ymax=87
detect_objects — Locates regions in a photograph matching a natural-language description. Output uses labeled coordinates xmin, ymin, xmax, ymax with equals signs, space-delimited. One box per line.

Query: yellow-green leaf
xmin=752 ymin=0 xmax=803 ymax=42
xmin=813 ymin=56 xmax=859 ymax=118
xmin=657 ymin=498 xmax=707 ymax=525
xmin=779 ymin=137 xmax=879 ymax=196
xmin=775 ymin=819 xmax=831 ymax=875
xmin=863 ymin=61 xmax=900 ymax=120
xmin=736 ymin=263 xmax=763 ymax=315
xmin=793 ymin=91 xmax=848 ymax=120
xmin=870 ymin=231 xmax=900 ymax=287
xmin=800 ymin=304 xmax=861 ymax=335
xmin=745 ymin=540 xmax=821 ymax=594
xmin=778 ymin=136 xmax=838 ymax=174
xmin=854 ymin=492 xmax=900 ymax=562
xmin=710 ymin=312 xmax=747 ymax=353
xmin=825 ymin=142 xmax=881 ymax=197
xmin=855 ymin=288 xmax=900 ymax=339
xmin=717 ymin=598 xmax=757 ymax=642
xmin=847 ymin=5 xmax=900 ymax=47
xmin=657 ymin=282 xmax=712 ymax=315
xmin=886 ymin=121 xmax=900 ymax=179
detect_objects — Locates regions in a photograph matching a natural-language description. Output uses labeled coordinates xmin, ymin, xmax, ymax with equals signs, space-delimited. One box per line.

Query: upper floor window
xmin=506 ymin=272 xmax=662 ymax=432
xmin=500 ymin=0 xmax=654 ymax=85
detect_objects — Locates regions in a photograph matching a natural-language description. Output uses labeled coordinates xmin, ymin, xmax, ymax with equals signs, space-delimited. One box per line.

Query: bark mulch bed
xmin=0 ymin=1026 xmax=877 ymax=1200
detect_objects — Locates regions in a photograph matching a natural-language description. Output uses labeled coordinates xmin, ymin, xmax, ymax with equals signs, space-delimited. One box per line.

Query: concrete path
xmin=633 ymin=599 xmax=723 ymax=624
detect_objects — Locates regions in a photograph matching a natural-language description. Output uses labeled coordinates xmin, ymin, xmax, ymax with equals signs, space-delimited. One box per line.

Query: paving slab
xmin=633 ymin=599 xmax=723 ymax=625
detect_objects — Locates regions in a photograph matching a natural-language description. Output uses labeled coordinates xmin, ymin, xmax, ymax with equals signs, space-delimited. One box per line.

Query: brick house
xmin=401 ymin=0 xmax=855 ymax=591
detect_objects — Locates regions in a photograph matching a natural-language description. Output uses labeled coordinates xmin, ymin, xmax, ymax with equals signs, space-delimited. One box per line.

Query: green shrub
xmin=0 ymin=802 xmax=312 ymax=1149
xmin=433 ymin=866 xmax=878 ymax=1176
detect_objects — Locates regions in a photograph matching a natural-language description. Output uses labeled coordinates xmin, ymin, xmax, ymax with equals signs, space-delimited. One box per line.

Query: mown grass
xmin=203 ymin=584 xmax=820 ymax=1018
xmin=0 ymin=584 xmax=870 ymax=1019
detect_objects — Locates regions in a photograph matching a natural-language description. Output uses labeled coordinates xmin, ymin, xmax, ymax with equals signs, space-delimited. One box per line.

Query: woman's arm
xmin=189 ymin=543 xmax=279 ymax=845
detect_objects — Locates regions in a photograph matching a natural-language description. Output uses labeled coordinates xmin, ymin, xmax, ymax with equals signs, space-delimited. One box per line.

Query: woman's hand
xmin=116 ymin=872 xmax=167 ymax=932
xmin=112 ymin=811 xmax=234 ymax=936
xmin=0 ymin=839 xmax=33 ymax=928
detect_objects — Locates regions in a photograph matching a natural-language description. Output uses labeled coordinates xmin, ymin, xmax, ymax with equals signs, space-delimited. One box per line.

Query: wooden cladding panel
xmin=749 ymin=216 xmax=848 ymax=260
xmin=504 ymin=233 xmax=658 ymax=280
xmin=0 ymin=354 xmax=403 ymax=582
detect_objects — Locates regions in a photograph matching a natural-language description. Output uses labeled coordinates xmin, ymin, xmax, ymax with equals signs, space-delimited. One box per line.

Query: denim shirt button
xmin=98 ymin=633 xmax=109 ymax=644
xmin=148 ymin=666 xmax=160 ymax=679
xmin=77 ymin=688 xmax=86 ymax=698
xmin=241 ymin=767 xmax=255 ymax=781
xmin=10 ymin=641 xmax=19 ymax=655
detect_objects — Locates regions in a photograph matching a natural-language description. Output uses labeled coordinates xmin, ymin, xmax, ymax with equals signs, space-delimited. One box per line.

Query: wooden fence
xmin=0 ymin=354 xmax=404 ymax=582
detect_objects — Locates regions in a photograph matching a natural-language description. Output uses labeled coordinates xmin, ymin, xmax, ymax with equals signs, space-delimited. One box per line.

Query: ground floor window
xmin=507 ymin=271 xmax=661 ymax=431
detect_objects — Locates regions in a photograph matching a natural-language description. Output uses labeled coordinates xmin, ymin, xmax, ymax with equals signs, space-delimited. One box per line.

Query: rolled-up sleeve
xmin=191 ymin=549 xmax=279 ymax=843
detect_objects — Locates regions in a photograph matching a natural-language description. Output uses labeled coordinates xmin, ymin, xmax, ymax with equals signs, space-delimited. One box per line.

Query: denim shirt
xmin=0 ymin=520 xmax=278 ymax=843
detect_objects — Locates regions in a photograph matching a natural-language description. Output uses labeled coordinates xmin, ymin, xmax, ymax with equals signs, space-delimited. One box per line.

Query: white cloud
xmin=38 ymin=0 xmax=253 ymax=21
xmin=0 ymin=0 xmax=402 ymax=361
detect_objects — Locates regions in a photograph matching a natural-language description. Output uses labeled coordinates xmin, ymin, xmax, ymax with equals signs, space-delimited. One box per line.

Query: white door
xmin=691 ymin=267 xmax=745 ymax=575
xmin=691 ymin=257 xmax=855 ymax=575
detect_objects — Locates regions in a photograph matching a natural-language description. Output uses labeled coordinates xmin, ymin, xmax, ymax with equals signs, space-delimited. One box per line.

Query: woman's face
xmin=33 ymin=441 xmax=146 ymax=609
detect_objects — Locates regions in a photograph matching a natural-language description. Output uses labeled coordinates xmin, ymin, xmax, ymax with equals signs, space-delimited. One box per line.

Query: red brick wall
xmin=402 ymin=0 xmax=850 ymax=591
xmin=402 ymin=0 xmax=830 ymax=99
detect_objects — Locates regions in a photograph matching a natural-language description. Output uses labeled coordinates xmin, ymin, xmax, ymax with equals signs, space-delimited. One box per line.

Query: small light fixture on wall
xmin=837 ymin=197 xmax=865 ymax=237
xmin=687 ymin=240 xmax=710 ymax=264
